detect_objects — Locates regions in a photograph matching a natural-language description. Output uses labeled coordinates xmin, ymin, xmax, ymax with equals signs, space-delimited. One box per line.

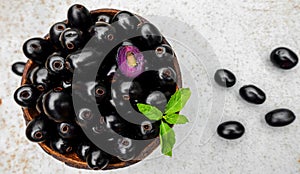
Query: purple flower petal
xmin=117 ymin=45 xmax=145 ymax=78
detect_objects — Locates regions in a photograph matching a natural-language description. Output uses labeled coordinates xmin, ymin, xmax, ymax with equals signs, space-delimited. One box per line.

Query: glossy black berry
xmin=265 ymin=108 xmax=296 ymax=127
xmin=14 ymin=85 xmax=40 ymax=107
xmin=214 ymin=69 xmax=236 ymax=87
xmin=138 ymin=23 xmax=163 ymax=49
xmin=49 ymin=22 xmax=68 ymax=48
xmin=89 ymin=22 xmax=116 ymax=43
xmin=270 ymin=47 xmax=298 ymax=70
xmin=111 ymin=11 xmax=140 ymax=32
xmin=67 ymin=4 xmax=92 ymax=31
xmin=75 ymin=107 xmax=97 ymax=128
xmin=132 ymin=120 xmax=160 ymax=140
xmin=145 ymin=91 xmax=167 ymax=112
xmin=66 ymin=49 xmax=103 ymax=74
xmin=50 ymin=137 xmax=74 ymax=154
xmin=23 ymin=38 xmax=54 ymax=64
xmin=95 ymin=14 xmax=111 ymax=23
xmin=43 ymin=89 xmax=74 ymax=122
xmin=58 ymin=122 xmax=81 ymax=139
xmin=60 ymin=28 xmax=84 ymax=52
xmin=86 ymin=149 xmax=110 ymax=170
xmin=239 ymin=85 xmax=266 ymax=105
xmin=73 ymin=81 xmax=108 ymax=105
xmin=76 ymin=141 xmax=94 ymax=161
xmin=36 ymin=92 xmax=45 ymax=114
xmin=114 ymin=137 xmax=136 ymax=161
xmin=45 ymin=53 xmax=68 ymax=76
xmin=158 ymin=67 xmax=177 ymax=82
xmin=12 ymin=62 xmax=26 ymax=76
xmin=25 ymin=115 xmax=52 ymax=142
xmin=32 ymin=67 xmax=52 ymax=91
xmin=217 ymin=121 xmax=245 ymax=140
xmin=104 ymin=114 xmax=128 ymax=135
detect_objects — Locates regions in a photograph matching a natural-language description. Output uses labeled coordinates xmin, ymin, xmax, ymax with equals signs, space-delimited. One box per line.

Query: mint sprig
xmin=137 ymin=88 xmax=191 ymax=157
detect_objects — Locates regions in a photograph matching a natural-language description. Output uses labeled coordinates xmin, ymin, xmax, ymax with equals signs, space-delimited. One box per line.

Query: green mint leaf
xmin=164 ymin=88 xmax=191 ymax=115
xmin=164 ymin=114 xmax=189 ymax=124
xmin=159 ymin=121 xmax=176 ymax=157
xmin=137 ymin=103 xmax=163 ymax=121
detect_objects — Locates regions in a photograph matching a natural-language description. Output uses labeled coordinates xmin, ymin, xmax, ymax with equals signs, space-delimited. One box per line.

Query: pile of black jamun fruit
xmin=13 ymin=4 xmax=179 ymax=170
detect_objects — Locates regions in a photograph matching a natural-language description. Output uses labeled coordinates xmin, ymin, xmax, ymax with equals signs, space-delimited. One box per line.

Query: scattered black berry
xmin=214 ymin=69 xmax=236 ymax=87
xmin=12 ymin=62 xmax=26 ymax=76
xmin=265 ymin=108 xmax=296 ymax=127
xmin=270 ymin=47 xmax=298 ymax=70
xmin=239 ymin=85 xmax=266 ymax=104
xmin=217 ymin=121 xmax=245 ymax=140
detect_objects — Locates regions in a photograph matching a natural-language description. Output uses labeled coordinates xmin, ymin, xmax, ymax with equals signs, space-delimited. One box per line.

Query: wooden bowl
xmin=20 ymin=8 xmax=182 ymax=170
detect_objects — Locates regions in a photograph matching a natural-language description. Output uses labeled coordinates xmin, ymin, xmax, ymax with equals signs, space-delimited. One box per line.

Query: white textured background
xmin=1 ymin=0 xmax=300 ymax=173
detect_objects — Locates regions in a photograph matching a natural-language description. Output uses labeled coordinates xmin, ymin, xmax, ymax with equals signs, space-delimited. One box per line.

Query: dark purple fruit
xmin=145 ymin=91 xmax=167 ymax=112
xmin=76 ymin=141 xmax=94 ymax=161
xmin=217 ymin=121 xmax=245 ymax=140
xmin=23 ymin=38 xmax=54 ymax=64
xmin=75 ymin=107 xmax=97 ymax=128
xmin=214 ymin=69 xmax=236 ymax=88
xmin=12 ymin=62 xmax=26 ymax=76
xmin=60 ymin=28 xmax=84 ymax=52
xmin=270 ymin=47 xmax=298 ymax=70
xmin=95 ymin=14 xmax=111 ymax=23
xmin=239 ymin=85 xmax=266 ymax=105
xmin=32 ymin=67 xmax=51 ymax=91
xmin=158 ymin=67 xmax=177 ymax=82
xmin=49 ymin=22 xmax=68 ymax=48
xmin=265 ymin=108 xmax=296 ymax=127
xmin=86 ymin=149 xmax=110 ymax=170
xmin=58 ymin=122 xmax=81 ymax=139
xmin=43 ymin=89 xmax=74 ymax=122
xmin=114 ymin=137 xmax=136 ymax=161
xmin=50 ymin=137 xmax=74 ymax=154
xmin=45 ymin=53 xmax=67 ymax=76
xmin=67 ymin=4 xmax=92 ymax=31
xmin=111 ymin=11 xmax=140 ymax=32
xmin=104 ymin=114 xmax=127 ymax=135
xmin=89 ymin=22 xmax=116 ymax=43
xmin=132 ymin=120 xmax=160 ymax=140
xmin=72 ymin=80 xmax=109 ymax=105
xmin=14 ymin=85 xmax=40 ymax=108
xmin=66 ymin=49 xmax=103 ymax=74
xmin=36 ymin=92 xmax=45 ymax=114
xmin=25 ymin=115 xmax=52 ymax=142
xmin=138 ymin=23 xmax=163 ymax=49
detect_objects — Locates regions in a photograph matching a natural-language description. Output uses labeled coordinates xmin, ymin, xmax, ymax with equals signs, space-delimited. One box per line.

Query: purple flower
xmin=116 ymin=45 xmax=145 ymax=78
